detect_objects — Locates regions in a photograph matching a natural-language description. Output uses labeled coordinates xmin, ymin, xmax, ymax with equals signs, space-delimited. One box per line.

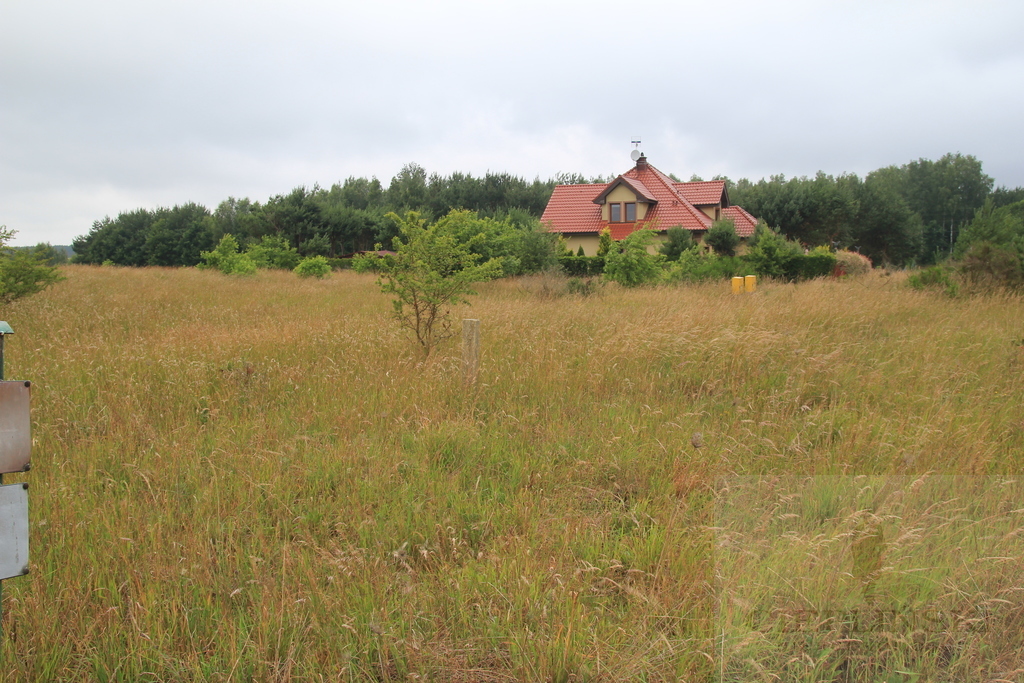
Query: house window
xmin=715 ymin=207 xmax=721 ymax=220
xmin=609 ymin=202 xmax=636 ymax=223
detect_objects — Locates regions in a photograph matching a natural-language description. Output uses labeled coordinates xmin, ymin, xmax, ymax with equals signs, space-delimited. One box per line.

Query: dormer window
xmin=609 ymin=202 xmax=637 ymax=223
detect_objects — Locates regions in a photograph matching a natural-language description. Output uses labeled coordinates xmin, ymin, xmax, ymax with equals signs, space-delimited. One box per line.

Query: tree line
xmin=727 ymin=153 xmax=1022 ymax=266
xmin=71 ymin=164 xmax=557 ymax=267
xmin=72 ymin=154 xmax=1022 ymax=269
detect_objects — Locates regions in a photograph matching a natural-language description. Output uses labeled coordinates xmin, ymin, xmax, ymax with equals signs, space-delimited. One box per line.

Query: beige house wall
xmin=564 ymin=229 xmax=742 ymax=257
xmin=567 ymin=232 xmax=666 ymax=256
xmin=647 ymin=231 xmax=668 ymax=255
xmin=565 ymin=234 xmax=600 ymax=256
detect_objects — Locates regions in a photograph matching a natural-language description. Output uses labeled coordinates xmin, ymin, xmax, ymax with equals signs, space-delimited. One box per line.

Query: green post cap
xmin=0 ymin=323 xmax=12 ymax=335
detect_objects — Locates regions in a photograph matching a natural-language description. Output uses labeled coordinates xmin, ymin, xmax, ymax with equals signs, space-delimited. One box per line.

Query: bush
xmin=742 ymin=229 xmax=838 ymax=281
xmin=428 ymin=210 xmax=558 ymax=277
xmin=663 ymin=248 xmax=744 ymax=283
xmin=834 ymin=250 xmax=873 ymax=276
xmin=705 ymin=219 xmax=739 ymax=257
xmin=231 ymin=255 xmax=258 ymax=275
xmin=0 ymin=228 xmax=63 ymax=304
xmin=908 ymin=265 xmax=959 ymax=296
xmin=559 ymin=256 xmax=604 ymax=277
xmin=515 ymin=270 xmax=572 ymax=300
xmin=603 ymin=230 xmax=663 ymax=287
xmin=198 ymin=235 xmax=257 ymax=275
xmin=659 ymin=227 xmax=694 ymax=261
xmin=565 ymin=277 xmax=603 ymax=297
xmin=960 ymin=242 xmax=1023 ymax=289
xmin=351 ymin=252 xmax=385 ymax=273
xmin=514 ymin=225 xmax=561 ymax=275
xmin=745 ymin=227 xmax=801 ymax=279
xmin=294 ymin=256 xmax=332 ymax=279
xmin=953 ymin=199 xmax=1024 ymax=259
xmin=798 ymin=246 xmax=838 ymax=279
xmin=328 ymin=258 xmax=352 ymax=270
xmin=246 ymin=235 xmax=300 ymax=270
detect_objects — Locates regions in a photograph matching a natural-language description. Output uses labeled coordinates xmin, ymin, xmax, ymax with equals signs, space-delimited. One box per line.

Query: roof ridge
xmin=641 ymin=163 xmax=711 ymax=229
xmin=673 ymin=179 xmax=726 ymax=187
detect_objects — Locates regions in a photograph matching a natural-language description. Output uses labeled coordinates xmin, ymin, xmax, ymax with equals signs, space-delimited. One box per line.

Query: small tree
xmin=294 ymin=255 xmax=331 ymax=279
xmin=375 ymin=211 xmax=503 ymax=356
xmin=596 ymin=227 xmax=613 ymax=257
xmin=246 ymin=234 xmax=300 ymax=270
xmin=705 ymin=218 xmax=739 ymax=257
xmin=0 ymin=227 xmax=63 ymax=304
xmin=659 ymin=226 xmax=694 ymax=261
xmin=745 ymin=226 xmax=801 ymax=279
xmin=960 ymin=242 xmax=1023 ymax=289
xmin=604 ymin=229 xmax=663 ymax=287
xmin=198 ymin=234 xmax=256 ymax=275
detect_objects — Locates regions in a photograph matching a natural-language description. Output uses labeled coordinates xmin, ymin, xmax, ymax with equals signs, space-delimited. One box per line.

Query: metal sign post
xmin=0 ymin=321 xmax=11 ymax=383
xmin=0 ymin=322 xmax=31 ymax=634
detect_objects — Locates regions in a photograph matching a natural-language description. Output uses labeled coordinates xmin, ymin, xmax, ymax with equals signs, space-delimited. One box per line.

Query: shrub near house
xmin=834 ymin=250 xmax=872 ymax=276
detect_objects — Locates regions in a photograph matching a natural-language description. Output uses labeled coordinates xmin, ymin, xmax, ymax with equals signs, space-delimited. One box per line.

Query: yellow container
xmin=744 ymin=275 xmax=756 ymax=293
xmin=731 ymin=277 xmax=744 ymax=294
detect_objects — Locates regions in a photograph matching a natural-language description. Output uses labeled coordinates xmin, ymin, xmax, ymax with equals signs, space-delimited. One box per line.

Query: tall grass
xmin=0 ymin=266 xmax=1021 ymax=680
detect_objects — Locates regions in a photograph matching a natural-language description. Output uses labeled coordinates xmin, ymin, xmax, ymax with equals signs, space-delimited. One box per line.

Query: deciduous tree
xmin=366 ymin=211 xmax=503 ymax=356
xmin=705 ymin=219 xmax=739 ymax=257
xmin=0 ymin=227 xmax=63 ymax=304
xmin=603 ymin=229 xmax=663 ymax=287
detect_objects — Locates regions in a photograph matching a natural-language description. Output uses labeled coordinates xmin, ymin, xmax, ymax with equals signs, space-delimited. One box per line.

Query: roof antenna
xmin=630 ymin=137 xmax=642 ymax=162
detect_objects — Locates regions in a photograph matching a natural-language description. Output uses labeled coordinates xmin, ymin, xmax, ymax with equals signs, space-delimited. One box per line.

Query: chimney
xmin=636 ymin=153 xmax=648 ymax=170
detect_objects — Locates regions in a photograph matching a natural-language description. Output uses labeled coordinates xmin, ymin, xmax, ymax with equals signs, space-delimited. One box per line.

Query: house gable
xmin=592 ymin=176 xmax=659 ymax=205
xmin=598 ymin=183 xmax=654 ymax=222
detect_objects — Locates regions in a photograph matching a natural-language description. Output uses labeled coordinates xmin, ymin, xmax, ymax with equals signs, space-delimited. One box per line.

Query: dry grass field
xmin=1 ymin=265 xmax=1022 ymax=681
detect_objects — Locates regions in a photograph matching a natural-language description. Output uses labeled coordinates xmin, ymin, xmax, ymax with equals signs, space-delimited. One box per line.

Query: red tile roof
xmin=621 ymin=162 xmax=712 ymax=231
xmin=609 ymin=224 xmax=637 ymax=240
xmin=540 ymin=184 xmax=604 ymax=233
xmin=542 ymin=156 xmax=759 ymax=241
xmin=722 ymin=205 xmax=758 ymax=237
xmin=674 ymin=180 xmax=727 ymax=206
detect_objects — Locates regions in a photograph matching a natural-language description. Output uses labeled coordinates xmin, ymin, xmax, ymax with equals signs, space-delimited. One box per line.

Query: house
xmin=541 ymin=153 xmax=758 ymax=255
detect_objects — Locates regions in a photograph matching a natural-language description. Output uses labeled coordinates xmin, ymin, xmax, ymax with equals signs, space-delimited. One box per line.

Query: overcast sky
xmin=2 ymin=0 xmax=1023 ymax=246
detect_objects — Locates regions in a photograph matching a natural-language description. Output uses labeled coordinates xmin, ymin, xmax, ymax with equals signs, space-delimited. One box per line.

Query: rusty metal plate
xmin=0 ymin=381 xmax=30 ymax=474
xmin=0 ymin=483 xmax=28 ymax=580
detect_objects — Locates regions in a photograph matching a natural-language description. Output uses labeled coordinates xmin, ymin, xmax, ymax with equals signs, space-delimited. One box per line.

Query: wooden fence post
xmin=462 ymin=319 xmax=480 ymax=386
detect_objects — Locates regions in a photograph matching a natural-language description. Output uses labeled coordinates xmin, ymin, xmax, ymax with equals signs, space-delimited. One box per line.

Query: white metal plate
xmin=0 ymin=381 xmax=31 ymax=474
xmin=0 ymin=484 xmax=28 ymax=580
